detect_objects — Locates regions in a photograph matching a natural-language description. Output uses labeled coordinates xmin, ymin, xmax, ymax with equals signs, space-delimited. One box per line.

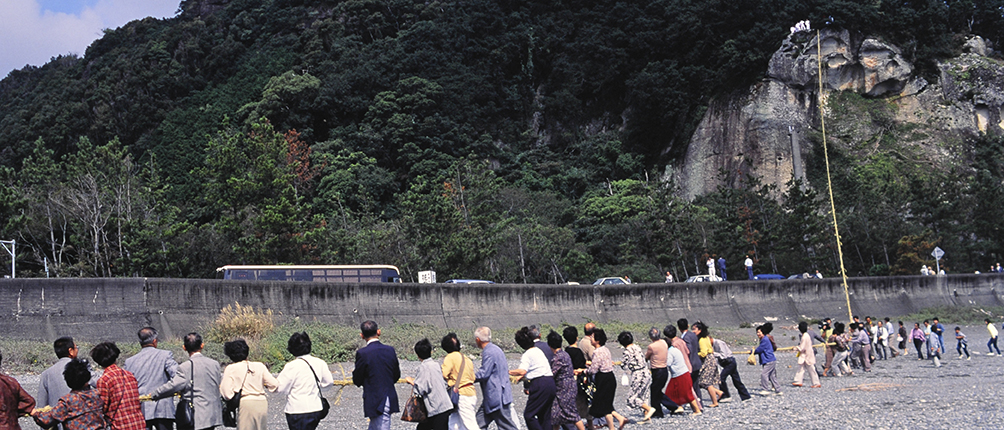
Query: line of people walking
xmin=5 ymin=316 xmax=1000 ymax=430
xmin=396 ymin=318 xmax=756 ymax=430
xmin=3 ymin=328 xmax=335 ymax=430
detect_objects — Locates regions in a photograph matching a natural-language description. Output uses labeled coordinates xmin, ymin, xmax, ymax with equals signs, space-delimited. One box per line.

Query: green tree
xmin=198 ymin=118 xmax=319 ymax=266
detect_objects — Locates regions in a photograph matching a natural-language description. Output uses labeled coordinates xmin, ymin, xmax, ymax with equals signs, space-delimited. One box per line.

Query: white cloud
xmin=0 ymin=0 xmax=178 ymax=78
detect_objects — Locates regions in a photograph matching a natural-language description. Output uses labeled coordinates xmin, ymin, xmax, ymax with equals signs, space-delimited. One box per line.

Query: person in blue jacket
xmin=473 ymin=326 xmax=517 ymax=430
xmin=754 ymin=323 xmax=780 ymax=395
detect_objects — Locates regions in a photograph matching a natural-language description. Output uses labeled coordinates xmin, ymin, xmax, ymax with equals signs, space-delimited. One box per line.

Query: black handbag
xmin=222 ymin=363 xmax=249 ymax=428
xmin=400 ymin=389 xmax=428 ymax=422
xmin=300 ymin=358 xmax=330 ymax=420
xmin=176 ymin=362 xmax=195 ymax=430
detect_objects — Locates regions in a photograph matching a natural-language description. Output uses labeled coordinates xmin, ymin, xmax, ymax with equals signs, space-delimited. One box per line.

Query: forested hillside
xmin=1 ymin=0 xmax=1003 ymax=281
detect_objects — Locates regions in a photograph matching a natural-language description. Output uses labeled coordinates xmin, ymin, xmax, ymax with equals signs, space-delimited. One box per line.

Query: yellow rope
xmin=817 ymin=29 xmax=854 ymax=322
xmin=735 ymin=342 xmax=832 ymax=355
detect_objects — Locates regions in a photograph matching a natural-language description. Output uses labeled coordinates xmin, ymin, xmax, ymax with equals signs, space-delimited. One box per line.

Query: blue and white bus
xmin=216 ymin=265 xmax=402 ymax=283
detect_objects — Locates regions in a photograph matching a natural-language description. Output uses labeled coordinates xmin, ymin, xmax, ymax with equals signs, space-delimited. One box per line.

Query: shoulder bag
xmin=176 ymin=361 xmax=195 ymax=430
xmin=400 ymin=387 xmax=428 ymax=422
xmin=449 ymin=354 xmax=467 ymax=409
xmin=222 ymin=363 xmax=249 ymax=428
xmin=300 ymin=358 xmax=330 ymax=420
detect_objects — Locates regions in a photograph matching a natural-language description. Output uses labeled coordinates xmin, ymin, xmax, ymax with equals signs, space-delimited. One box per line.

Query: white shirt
xmin=989 ymin=323 xmax=999 ymax=338
xmin=518 ymin=347 xmax=553 ymax=380
xmin=745 ymin=258 xmax=753 ymax=268
xmin=276 ymin=354 xmax=334 ymax=414
xmin=666 ymin=347 xmax=689 ymax=378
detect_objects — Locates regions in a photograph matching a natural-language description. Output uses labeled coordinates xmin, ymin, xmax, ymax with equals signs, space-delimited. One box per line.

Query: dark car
xmin=753 ymin=274 xmax=785 ymax=280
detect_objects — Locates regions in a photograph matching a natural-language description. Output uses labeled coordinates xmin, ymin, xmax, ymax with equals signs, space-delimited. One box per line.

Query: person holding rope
xmin=754 ymin=323 xmax=781 ymax=396
xmin=792 ymin=322 xmax=821 ymax=388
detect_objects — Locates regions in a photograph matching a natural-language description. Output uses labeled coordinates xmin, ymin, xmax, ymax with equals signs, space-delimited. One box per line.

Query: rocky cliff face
xmin=671 ymin=28 xmax=1004 ymax=199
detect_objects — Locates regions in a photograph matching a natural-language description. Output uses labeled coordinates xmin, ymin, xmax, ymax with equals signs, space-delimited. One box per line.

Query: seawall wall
xmin=2 ymin=274 xmax=1003 ymax=342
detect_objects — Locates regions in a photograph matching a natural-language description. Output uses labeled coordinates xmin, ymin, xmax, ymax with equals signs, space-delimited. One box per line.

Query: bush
xmin=205 ymin=303 xmax=275 ymax=343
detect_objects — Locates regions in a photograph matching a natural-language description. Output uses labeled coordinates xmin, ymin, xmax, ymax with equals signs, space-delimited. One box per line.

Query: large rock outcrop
xmin=671 ymin=28 xmax=1004 ymax=199
xmin=768 ymin=29 xmax=915 ymax=97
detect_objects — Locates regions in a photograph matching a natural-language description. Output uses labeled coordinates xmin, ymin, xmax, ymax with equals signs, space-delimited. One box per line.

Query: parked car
xmin=684 ymin=275 xmax=721 ymax=282
xmin=592 ymin=277 xmax=630 ymax=285
xmin=753 ymin=274 xmax=785 ymax=280
xmin=444 ymin=279 xmax=495 ymax=284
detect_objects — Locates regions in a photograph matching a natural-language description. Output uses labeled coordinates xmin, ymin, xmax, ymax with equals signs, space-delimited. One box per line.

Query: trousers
xmin=524 ymin=377 xmax=556 ymax=430
xmin=476 ymin=402 xmax=517 ymax=430
xmin=648 ymin=368 xmax=680 ymax=417
xmin=759 ymin=361 xmax=779 ymax=391
xmin=717 ymin=357 xmax=750 ymax=400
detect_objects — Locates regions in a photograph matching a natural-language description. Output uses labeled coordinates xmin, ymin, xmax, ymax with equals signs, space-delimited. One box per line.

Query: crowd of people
xmin=1 ymin=315 xmax=1000 ymax=430
xmin=0 ymin=328 xmax=335 ymax=430
xmin=394 ymin=318 xmax=758 ymax=430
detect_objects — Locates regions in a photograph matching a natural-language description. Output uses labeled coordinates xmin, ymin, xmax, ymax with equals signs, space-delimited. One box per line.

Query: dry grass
xmin=206 ymin=302 xmax=276 ymax=343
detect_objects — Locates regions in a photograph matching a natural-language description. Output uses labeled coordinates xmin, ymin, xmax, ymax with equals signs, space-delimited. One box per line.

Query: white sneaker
xmin=758 ymin=390 xmax=772 ymax=396
xmin=719 ymin=397 xmax=733 ymax=403
xmin=959 ymin=355 xmax=964 ymax=359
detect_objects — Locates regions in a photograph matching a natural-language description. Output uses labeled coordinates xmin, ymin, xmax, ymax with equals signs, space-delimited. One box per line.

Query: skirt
xmin=698 ymin=356 xmax=720 ymax=388
xmin=588 ymin=372 xmax=616 ymax=417
xmin=665 ymin=373 xmax=696 ymax=406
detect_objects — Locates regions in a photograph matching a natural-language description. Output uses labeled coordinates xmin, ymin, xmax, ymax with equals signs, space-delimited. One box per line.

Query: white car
xmin=592 ymin=277 xmax=630 ymax=285
xmin=684 ymin=275 xmax=721 ymax=282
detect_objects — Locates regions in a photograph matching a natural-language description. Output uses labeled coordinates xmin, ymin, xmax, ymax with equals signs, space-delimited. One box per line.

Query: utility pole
xmin=0 ymin=240 xmax=14 ymax=278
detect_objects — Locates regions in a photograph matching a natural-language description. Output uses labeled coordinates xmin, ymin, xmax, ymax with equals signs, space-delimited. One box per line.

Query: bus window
xmin=291 ymin=270 xmax=314 ymax=282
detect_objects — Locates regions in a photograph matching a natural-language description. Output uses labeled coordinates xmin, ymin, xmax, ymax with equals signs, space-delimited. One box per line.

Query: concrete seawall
xmin=2 ymin=274 xmax=1004 ymax=342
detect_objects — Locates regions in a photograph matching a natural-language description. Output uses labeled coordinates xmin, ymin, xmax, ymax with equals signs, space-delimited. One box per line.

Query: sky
xmin=0 ymin=0 xmax=180 ymax=77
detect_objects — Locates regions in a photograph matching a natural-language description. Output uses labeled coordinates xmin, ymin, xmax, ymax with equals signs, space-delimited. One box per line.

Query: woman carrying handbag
xmin=221 ymin=339 xmax=279 ymax=430
xmin=405 ymin=339 xmax=452 ymax=430
xmin=276 ymin=332 xmax=333 ymax=430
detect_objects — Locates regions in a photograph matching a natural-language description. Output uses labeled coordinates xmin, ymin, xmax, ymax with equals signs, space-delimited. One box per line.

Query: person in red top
xmin=90 ymin=342 xmax=145 ymax=430
xmin=0 ymin=349 xmax=36 ymax=430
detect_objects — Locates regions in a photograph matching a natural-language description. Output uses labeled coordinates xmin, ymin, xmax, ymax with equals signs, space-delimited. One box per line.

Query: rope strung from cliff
xmin=817 ymin=29 xmax=853 ymax=322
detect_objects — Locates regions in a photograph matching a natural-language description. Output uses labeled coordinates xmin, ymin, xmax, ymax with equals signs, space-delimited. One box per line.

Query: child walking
xmin=986 ymin=319 xmax=1001 ymax=356
xmin=955 ymin=327 xmax=970 ymax=359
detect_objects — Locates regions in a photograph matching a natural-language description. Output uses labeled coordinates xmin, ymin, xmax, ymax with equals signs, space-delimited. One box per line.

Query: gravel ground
xmin=12 ymin=327 xmax=1004 ymax=429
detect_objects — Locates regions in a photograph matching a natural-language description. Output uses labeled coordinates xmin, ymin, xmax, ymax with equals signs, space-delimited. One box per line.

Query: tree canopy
xmin=1 ymin=0 xmax=1003 ymax=280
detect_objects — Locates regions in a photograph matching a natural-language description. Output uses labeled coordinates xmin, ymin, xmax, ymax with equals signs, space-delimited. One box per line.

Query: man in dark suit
xmin=678 ymin=319 xmax=703 ymax=403
xmin=145 ymin=333 xmax=222 ymax=430
xmin=352 ymin=321 xmax=400 ymax=430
